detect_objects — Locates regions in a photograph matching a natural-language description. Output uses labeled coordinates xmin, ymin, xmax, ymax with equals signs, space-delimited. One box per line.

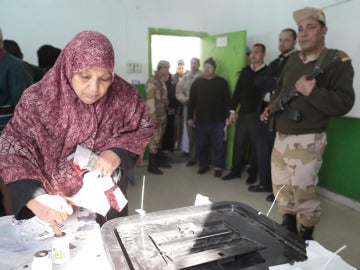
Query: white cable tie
xmin=140 ymin=175 xmax=145 ymax=210
xmin=135 ymin=175 xmax=146 ymax=216
xmin=266 ymin=184 xmax=285 ymax=217
xmin=321 ymin=244 xmax=347 ymax=270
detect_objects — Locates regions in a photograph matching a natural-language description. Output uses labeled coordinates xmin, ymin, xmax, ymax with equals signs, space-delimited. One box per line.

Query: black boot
xmin=157 ymin=152 xmax=172 ymax=168
xmin=299 ymin=225 xmax=314 ymax=240
xmin=282 ymin=214 xmax=298 ymax=235
xmin=221 ymin=169 xmax=241 ymax=181
xmin=147 ymin=153 xmax=163 ymax=175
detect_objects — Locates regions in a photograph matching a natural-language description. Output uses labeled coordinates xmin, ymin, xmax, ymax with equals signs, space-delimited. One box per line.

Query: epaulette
xmin=287 ymin=50 xmax=300 ymax=59
xmin=332 ymin=49 xmax=352 ymax=63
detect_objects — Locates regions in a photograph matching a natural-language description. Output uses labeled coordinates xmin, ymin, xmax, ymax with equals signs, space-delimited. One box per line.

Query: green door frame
xmin=148 ymin=28 xmax=207 ymax=77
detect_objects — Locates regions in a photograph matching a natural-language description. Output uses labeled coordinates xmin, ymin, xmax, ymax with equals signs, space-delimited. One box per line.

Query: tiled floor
xmin=127 ymin=152 xmax=360 ymax=268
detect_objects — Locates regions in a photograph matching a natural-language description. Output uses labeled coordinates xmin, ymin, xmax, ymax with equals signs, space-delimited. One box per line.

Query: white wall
xmin=1 ymin=0 xmax=359 ymax=116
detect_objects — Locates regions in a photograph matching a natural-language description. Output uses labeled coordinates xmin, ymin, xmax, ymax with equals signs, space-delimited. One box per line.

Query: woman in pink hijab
xmin=0 ymin=31 xmax=153 ymax=229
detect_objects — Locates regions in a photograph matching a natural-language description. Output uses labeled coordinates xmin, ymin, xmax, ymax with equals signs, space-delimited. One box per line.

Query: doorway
xmin=148 ymin=28 xmax=206 ymax=155
xmin=151 ymin=35 xmax=201 ymax=75
xmin=148 ymin=28 xmax=207 ymax=77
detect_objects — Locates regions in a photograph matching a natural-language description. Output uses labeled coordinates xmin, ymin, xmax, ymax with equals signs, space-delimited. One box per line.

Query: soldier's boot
xmin=299 ymin=225 xmax=315 ymax=240
xmin=157 ymin=152 xmax=172 ymax=168
xmin=282 ymin=214 xmax=298 ymax=235
xmin=147 ymin=154 xmax=163 ymax=175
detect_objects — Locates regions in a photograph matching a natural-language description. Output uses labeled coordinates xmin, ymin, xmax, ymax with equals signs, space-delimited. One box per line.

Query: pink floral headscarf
xmin=0 ymin=31 xmax=153 ymax=197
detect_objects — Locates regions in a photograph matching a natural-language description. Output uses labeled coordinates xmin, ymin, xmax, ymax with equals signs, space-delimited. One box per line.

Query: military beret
xmin=293 ymin=7 xmax=326 ymax=25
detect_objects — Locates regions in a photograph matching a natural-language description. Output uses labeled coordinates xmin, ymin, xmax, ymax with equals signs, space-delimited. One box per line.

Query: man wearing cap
xmin=145 ymin=60 xmax=170 ymax=174
xmin=261 ymin=7 xmax=354 ymax=240
xmin=187 ymin=57 xmax=231 ymax=178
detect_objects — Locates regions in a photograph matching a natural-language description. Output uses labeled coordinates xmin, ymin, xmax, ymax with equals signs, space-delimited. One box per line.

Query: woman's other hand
xmin=91 ymin=150 xmax=121 ymax=177
xmin=26 ymin=194 xmax=73 ymax=235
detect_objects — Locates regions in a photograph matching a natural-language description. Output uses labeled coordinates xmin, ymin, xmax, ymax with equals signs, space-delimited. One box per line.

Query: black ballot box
xmin=101 ymin=201 xmax=307 ymax=270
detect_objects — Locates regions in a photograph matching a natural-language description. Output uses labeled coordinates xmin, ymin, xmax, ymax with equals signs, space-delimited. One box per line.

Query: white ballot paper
xmin=66 ymin=145 xmax=128 ymax=216
xmin=67 ymin=172 xmax=111 ymax=216
xmin=269 ymin=240 xmax=356 ymax=270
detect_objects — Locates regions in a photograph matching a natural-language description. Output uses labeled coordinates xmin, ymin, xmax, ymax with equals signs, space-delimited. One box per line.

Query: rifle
xmin=267 ymin=51 xmax=350 ymax=131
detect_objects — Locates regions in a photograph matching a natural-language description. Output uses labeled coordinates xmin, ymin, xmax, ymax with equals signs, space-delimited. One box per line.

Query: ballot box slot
xmin=147 ymin=220 xmax=264 ymax=268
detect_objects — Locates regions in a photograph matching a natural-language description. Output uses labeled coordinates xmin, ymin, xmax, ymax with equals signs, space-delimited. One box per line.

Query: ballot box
xmin=101 ymin=201 xmax=307 ymax=270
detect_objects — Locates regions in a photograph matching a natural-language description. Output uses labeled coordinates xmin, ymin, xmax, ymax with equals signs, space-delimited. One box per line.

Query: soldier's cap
xmin=177 ymin=59 xmax=184 ymax=66
xmin=157 ymin=60 xmax=170 ymax=69
xmin=293 ymin=7 xmax=326 ymax=25
xmin=204 ymin=57 xmax=216 ymax=69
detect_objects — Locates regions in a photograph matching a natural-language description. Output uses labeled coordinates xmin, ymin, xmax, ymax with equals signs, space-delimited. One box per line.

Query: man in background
xmin=0 ymin=28 xmax=33 ymax=130
xmin=172 ymin=60 xmax=187 ymax=151
xmin=187 ymin=57 xmax=230 ymax=178
xmin=37 ymin=44 xmax=61 ymax=73
xmin=0 ymin=26 xmax=33 ymax=216
xmin=176 ymin=58 xmax=202 ymax=166
xmin=172 ymin=59 xmax=186 ymax=85
xmin=222 ymin=44 xmax=267 ymax=184
xmin=4 ymin=39 xmax=45 ymax=83
xmin=146 ymin=60 xmax=170 ymax=175
xmin=248 ymin=29 xmax=297 ymax=203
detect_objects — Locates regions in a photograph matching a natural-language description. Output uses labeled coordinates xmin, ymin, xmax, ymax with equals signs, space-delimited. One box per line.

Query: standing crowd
xmin=0 ymin=6 xmax=355 ymax=242
xmin=144 ymin=7 xmax=354 ymax=241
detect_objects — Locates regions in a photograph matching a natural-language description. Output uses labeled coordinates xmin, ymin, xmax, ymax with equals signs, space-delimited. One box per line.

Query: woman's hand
xmin=91 ymin=150 xmax=121 ymax=177
xmin=26 ymin=194 xmax=73 ymax=235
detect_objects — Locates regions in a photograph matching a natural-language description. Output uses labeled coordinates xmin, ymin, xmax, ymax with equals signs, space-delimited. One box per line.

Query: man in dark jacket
xmin=222 ymin=44 xmax=267 ymax=184
xmin=248 ymin=29 xmax=297 ymax=203
xmin=0 ymin=26 xmax=33 ymax=216
xmin=4 ymin=39 xmax=45 ymax=83
xmin=187 ymin=57 xmax=230 ymax=178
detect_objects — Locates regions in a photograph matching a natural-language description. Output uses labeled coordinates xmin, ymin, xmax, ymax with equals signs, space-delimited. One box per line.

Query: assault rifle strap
xmin=310 ymin=48 xmax=329 ymax=78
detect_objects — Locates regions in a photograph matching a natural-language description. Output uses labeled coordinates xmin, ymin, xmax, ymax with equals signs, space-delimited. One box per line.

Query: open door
xmin=201 ymin=30 xmax=247 ymax=169
xmin=147 ymin=28 xmax=247 ymax=168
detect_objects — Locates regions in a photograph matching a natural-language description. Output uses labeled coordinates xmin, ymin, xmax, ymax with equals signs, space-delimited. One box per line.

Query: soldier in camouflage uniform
xmin=146 ymin=60 xmax=170 ymax=174
xmin=261 ymin=7 xmax=355 ymax=240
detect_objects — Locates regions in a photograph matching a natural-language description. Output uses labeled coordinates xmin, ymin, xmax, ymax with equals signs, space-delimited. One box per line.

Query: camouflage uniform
xmin=272 ymin=132 xmax=327 ymax=227
xmin=145 ymin=75 xmax=169 ymax=154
